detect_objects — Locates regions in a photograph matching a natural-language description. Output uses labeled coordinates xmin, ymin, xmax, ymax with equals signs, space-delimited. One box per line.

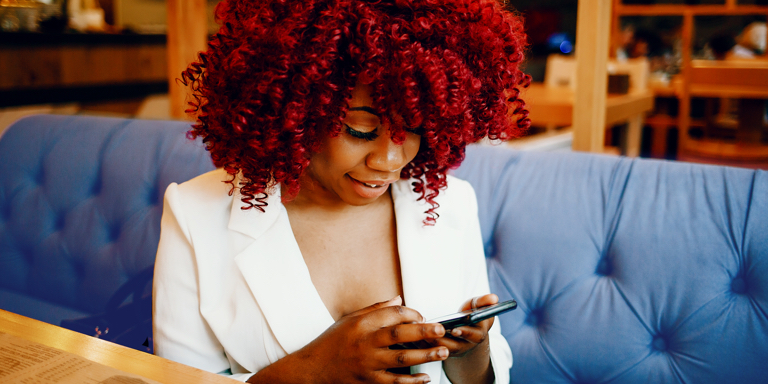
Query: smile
xmin=347 ymin=175 xmax=397 ymax=199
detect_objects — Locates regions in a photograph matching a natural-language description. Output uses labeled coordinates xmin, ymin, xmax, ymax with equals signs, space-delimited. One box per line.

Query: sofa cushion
xmin=0 ymin=115 xmax=215 ymax=322
xmin=454 ymin=145 xmax=768 ymax=383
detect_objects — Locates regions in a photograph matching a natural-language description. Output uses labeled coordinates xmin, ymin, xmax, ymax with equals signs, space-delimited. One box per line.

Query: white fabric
xmin=153 ymin=168 xmax=512 ymax=383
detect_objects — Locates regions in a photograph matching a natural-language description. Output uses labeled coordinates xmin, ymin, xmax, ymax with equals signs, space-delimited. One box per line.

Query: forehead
xmin=349 ymin=82 xmax=374 ymax=108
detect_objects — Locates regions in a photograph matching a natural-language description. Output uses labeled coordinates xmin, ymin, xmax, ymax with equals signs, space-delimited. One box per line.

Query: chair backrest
xmin=607 ymin=58 xmax=649 ymax=92
xmin=688 ymin=59 xmax=768 ymax=98
xmin=544 ymin=54 xmax=578 ymax=89
xmin=544 ymin=54 xmax=649 ymax=92
xmin=0 ymin=115 xmax=215 ymax=319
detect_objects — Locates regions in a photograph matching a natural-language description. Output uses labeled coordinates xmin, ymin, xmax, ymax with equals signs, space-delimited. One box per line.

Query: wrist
xmin=443 ymin=338 xmax=493 ymax=384
xmin=245 ymin=352 xmax=317 ymax=384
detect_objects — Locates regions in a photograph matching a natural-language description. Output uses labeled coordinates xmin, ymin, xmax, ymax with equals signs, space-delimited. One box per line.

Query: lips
xmin=350 ymin=177 xmax=396 ymax=188
xmin=347 ymin=175 xmax=397 ymax=199
xmin=360 ymin=180 xmax=386 ymax=188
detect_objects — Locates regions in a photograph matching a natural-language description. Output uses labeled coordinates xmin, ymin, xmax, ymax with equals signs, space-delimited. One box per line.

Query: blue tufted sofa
xmin=0 ymin=115 xmax=215 ymax=328
xmin=1 ymin=114 xmax=766 ymax=383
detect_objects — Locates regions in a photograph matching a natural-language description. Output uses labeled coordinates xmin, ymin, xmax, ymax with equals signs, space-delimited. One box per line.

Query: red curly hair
xmin=182 ymin=0 xmax=530 ymax=224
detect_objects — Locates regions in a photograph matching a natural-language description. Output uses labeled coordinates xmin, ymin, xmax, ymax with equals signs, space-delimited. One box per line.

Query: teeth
xmin=363 ymin=182 xmax=382 ymax=188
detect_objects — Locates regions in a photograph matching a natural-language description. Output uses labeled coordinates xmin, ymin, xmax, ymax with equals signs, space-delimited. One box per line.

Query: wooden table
xmin=521 ymin=83 xmax=654 ymax=157
xmin=0 ymin=309 xmax=237 ymax=383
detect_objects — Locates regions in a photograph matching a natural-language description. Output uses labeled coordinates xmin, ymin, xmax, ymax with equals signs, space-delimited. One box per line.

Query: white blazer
xmin=153 ymin=169 xmax=512 ymax=383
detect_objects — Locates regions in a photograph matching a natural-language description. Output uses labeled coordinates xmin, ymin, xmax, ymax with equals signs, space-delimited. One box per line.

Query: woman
xmin=153 ymin=0 xmax=529 ymax=383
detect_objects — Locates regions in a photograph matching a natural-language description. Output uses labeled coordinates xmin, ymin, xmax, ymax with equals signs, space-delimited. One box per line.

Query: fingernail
xmin=437 ymin=348 xmax=449 ymax=359
xmin=451 ymin=329 xmax=462 ymax=337
xmin=433 ymin=324 xmax=444 ymax=335
xmin=388 ymin=295 xmax=401 ymax=303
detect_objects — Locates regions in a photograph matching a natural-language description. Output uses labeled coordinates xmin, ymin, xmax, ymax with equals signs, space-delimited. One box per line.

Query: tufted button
xmin=91 ymin=175 xmax=102 ymax=196
xmin=484 ymin=243 xmax=496 ymax=258
xmin=34 ymin=166 xmax=45 ymax=186
xmin=731 ymin=277 xmax=747 ymax=294
xmin=652 ymin=336 xmax=667 ymax=352
xmin=149 ymin=186 xmax=160 ymax=205
xmin=55 ymin=215 xmax=66 ymax=231
xmin=109 ymin=224 xmax=122 ymax=242
xmin=525 ymin=308 xmax=543 ymax=327
xmin=596 ymin=257 xmax=613 ymax=276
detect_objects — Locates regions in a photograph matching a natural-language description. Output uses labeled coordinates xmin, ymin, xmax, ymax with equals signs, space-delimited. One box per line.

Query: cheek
xmin=324 ymin=136 xmax=370 ymax=170
xmin=404 ymin=135 xmax=421 ymax=163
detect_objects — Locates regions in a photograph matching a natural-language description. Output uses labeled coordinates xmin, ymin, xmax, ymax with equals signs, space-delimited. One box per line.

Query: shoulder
xmin=392 ymin=174 xmax=479 ymax=227
xmin=442 ymin=174 xmax=478 ymax=207
xmin=162 ymin=168 xmax=234 ymax=230
xmin=169 ymin=168 xmax=232 ymax=205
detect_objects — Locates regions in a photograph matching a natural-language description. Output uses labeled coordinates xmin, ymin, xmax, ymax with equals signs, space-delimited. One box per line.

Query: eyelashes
xmin=345 ymin=125 xmax=379 ymax=141
xmin=344 ymin=125 xmax=423 ymax=141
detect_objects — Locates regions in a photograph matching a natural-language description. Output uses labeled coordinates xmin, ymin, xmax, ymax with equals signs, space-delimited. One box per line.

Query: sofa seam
xmin=740 ymin=171 xmax=756 ymax=266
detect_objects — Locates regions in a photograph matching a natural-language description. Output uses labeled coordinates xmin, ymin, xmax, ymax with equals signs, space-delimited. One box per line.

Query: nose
xmin=366 ymin=133 xmax=409 ymax=173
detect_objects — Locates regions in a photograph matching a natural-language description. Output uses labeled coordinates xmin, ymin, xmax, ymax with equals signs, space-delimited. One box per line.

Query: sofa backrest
xmin=3 ymin=115 xmax=767 ymax=383
xmin=453 ymin=145 xmax=768 ymax=384
xmin=0 ymin=115 xmax=214 ymax=321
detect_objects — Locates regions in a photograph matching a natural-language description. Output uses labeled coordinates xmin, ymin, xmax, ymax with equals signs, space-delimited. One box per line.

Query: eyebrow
xmin=349 ymin=106 xmax=379 ymax=116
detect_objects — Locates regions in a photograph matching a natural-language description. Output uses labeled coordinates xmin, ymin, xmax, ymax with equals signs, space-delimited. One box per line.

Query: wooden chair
xmin=545 ymin=54 xmax=649 ymax=93
xmin=540 ymin=54 xmax=650 ymax=156
xmin=677 ymin=60 xmax=768 ymax=168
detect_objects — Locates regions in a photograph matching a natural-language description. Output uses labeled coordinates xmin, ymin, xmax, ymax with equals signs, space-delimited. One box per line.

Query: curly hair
xmin=182 ymin=0 xmax=530 ymax=224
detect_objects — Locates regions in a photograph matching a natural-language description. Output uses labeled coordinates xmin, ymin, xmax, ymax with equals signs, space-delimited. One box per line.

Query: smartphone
xmin=427 ymin=300 xmax=517 ymax=329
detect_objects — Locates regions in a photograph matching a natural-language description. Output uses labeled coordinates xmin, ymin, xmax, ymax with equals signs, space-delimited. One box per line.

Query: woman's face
xmin=301 ymin=82 xmax=421 ymax=207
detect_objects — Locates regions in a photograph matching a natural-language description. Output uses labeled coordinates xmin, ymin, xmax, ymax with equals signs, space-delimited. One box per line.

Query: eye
xmin=345 ymin=124 xmax=379 ymax=141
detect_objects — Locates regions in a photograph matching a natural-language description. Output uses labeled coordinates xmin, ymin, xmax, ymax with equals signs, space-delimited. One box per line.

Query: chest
xmin=287 ymin=206 xmax=404 ymax=321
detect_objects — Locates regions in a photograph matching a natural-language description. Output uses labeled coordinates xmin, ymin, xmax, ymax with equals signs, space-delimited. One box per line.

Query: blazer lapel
xmin=229 ymin=188 xmax=335 ymax=355
xmin=226 ymin=180 xmax=463 ymax=361
xmin=391 ymin=180 xmax=464 ymax=322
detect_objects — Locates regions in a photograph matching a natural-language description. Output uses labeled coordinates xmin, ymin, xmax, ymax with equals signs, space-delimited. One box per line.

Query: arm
xmin=437 ymin=181 xmax=513 ymax=384
xmin=153 ymin=183 xmax=234 ymax=375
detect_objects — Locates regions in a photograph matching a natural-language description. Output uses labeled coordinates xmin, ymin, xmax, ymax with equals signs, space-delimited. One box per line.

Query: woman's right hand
xmin=247 ymin=295 xmax=449 ymax=384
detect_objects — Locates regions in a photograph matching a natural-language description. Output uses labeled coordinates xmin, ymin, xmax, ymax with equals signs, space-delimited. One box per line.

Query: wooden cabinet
xmin=0 ymin=33 xmax=167 ymax=107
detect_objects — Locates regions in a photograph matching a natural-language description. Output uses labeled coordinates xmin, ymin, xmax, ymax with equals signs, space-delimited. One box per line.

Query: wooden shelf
xmin=616 ymin=4 xmax=768 ymax=16
xmin=612 ymin=0 xmax=768 ymax=165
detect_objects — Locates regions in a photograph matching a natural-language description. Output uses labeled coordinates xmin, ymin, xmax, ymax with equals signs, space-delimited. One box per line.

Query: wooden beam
xmin=167 ymin=0 xmax=208 ymax=120
xmin=677 ymin=12 xmax=694 ymax=154
xmin=572 ymin=0 xmax=612 ymax=153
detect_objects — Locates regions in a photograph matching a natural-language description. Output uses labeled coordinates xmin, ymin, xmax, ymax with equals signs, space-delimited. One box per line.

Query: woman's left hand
xmin=427 ymin=293 xmax=498 ymax=384
xmin=435 ymin=293 xmax=498 ymax=357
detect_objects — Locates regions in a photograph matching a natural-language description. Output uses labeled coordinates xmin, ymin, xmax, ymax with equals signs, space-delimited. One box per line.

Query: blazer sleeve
xmin=153 ymin=183 xmax=234 ymax=376
xmin=439 ymin=180 xmax=513 ymax=384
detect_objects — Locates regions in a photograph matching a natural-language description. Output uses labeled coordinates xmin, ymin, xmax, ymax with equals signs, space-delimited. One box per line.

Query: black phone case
xmin=438 ymin=300 xmax=517 ymax=329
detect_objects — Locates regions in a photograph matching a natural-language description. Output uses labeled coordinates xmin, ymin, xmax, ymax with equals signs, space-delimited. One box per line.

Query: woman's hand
xmin=247 ymin=295 xmax=449 ymax=384
xmin=432 ymin=293 xmax=499 ymax=384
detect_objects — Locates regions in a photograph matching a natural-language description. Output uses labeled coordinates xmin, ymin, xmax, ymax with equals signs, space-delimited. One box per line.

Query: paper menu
xmin=0 ymin=332 xmax=161 ymax=384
